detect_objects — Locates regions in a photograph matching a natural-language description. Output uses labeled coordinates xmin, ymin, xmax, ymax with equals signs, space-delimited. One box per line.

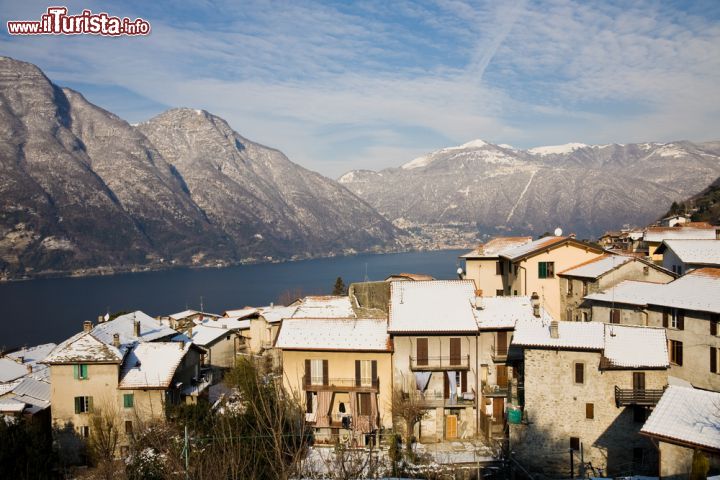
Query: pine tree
xmin=332 ymin=276 xmax=347 ymax=295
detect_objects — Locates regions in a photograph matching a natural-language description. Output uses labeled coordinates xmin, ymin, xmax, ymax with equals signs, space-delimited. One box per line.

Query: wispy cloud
xmin=2 ymin=0 xmax=719 ymax=177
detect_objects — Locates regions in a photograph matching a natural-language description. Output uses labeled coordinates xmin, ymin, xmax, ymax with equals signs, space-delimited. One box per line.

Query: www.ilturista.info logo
xmin=7 ymin=7 xmax=151 ymax=36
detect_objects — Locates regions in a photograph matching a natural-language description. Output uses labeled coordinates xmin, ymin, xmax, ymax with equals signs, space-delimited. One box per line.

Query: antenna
xmin=200 ymin=296 xmax=204 ymax=312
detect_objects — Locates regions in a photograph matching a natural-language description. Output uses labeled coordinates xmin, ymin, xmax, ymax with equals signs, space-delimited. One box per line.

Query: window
xmin=538 ymin=262 xmax=555 ymax=279
xmin=358 ymin=392 xmax=372 ymax=416
xmin=582 ymin=312 xmax=589 ymax=322
xmin=73 ymin=364 xmax=89 ymax=380
xmin=358 ymin=360 xmax=374 ymax=387
xmin=585 ymin=403 xmax=594 ymax=419
xmin=416 ymin=338 xmax=428 ymax=366
xmin=663 ymin=308 xmax=685 ymax=330
xmin=574 ymin=362 xmax=585 ymax=384
xmin=79 ymin=425 xmax=89 ymax=438
xmin=570 ymin=437 xmax=580 ymax=451
xmin=74 ymin=396 xmax=92 ymax=414
xmin=669 ymin=340 xmax=683 ymax=366
xmin=711 ymin=314 xmax=719 ymax=336
xmin=711 ymin=347 xmax=718 ymax=374
xmin=496 ymin=289 xmax=504 ymax=297
xmin=496 ymin=261 xmax=504 ymax=276
xmin=643 ymin=266 xmax=650 ymax=276
xmin=610 ymin=309 xmax=621 ymax=324
xmin=513 ymin=290 xmax=518 ymax=296
xmin=450 ymin=337 xmax=462 ymax=365
xmin=310 ymin=359 xmax=324 ymax=385
xmin=123 ymin=394 xmax=134 ymax=408
xmin=125 ymin=420 xmax=133 ymax=434
xmin=567 ymin=279 xmax=574 ymax=295
xmin=582 ymin=281 xmax=588 ymax=296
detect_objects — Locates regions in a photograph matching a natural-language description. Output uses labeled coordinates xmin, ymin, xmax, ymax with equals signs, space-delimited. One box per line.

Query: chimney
xmin=83 ymin=320 xmax=93 ymax=333
xmin=97 ymin=315 xmax=104 ymax=324
xmin=550 ymin=320 xmax=559 ymax=339
xmin=531 ymin=292 xmax=540 ymax=318
xmin=133 ymin=320 xmax=141 ymax=337
xmin=112 ymin=333 xmax=120 ymax=348
xmin=26 ymin=364 xmax=32 ymax=374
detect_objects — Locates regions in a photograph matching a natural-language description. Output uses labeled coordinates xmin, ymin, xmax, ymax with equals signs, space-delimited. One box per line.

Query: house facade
xmin=460 ymin=237 xmax=533 ymax=297
xmin=389 ymin=280 xmax=480 ymax=442
xmin=559 ymin=254 xmax=675 ymax=321
xmin=657 ymin=239 xmax=720 ymax=275
xmin=584 ymin=268 xmax=720 ymax=391
xmin=509 ymin=320 xmax=669 ymax=477
xmin=276 ymin=317 xmax=392 ymax=446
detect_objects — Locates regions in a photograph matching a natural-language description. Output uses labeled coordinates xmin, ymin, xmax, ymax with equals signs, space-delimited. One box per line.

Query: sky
xmin=2 ymin=0 xmax=720 ymax=178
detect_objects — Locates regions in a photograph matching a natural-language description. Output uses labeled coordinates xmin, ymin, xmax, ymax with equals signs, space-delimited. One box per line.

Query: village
xmin=1 ymin=219 xmax=719 ymax=479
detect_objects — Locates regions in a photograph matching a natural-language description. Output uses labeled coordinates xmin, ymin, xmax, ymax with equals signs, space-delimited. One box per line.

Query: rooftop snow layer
xmin=176 ymin=324 xmax=230 ymax=347
xmin=659 ymin=239 xmax=720 ymax=265
xmin=119 ymin=342 xmax=189 ymax=389
xmin=602 ymin=324 xmax=668 ymax=368
xmin=512 ymin=318 xmax=605 ymax=350
xmin=641 ymin=386 xmax=720 ymax=450
xmin=43 ymin=331 xmax=124 ymax=364
xmin=291 ymin=296 xmax=355 ymax=319
xmin=389 ymin=280 xmax=479 ymax=333
xmin=500 ymin=236 xmax=569 ymax=261
xmin=474 ymin=296 xmax=553 ymax=330
xmin=644 ymin=226 xmax=717 ymax=243
xmin=275 ymin=318 xmax=390 ymax=351
xmin=559 ymin=254 xmax=633 ymax=279
xmin=92 ymin=311 xmax=178 ymax=346
xmin=461 ymin=236 xmax=533 ymax=258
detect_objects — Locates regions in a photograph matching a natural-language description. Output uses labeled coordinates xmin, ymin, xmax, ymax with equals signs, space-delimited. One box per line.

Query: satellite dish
xmin=554 ymin=227 xmax=563 ymax=237
xmin=456 ymin=267 xmax=464 ymax=275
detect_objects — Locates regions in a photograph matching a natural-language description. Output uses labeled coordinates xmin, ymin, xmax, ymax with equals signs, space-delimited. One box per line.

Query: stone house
xmin=641 ymin=386 xmax=720 ymax=479
xmin=276 ymin=317 xmax=393 ymax=446
xmin=509 ymin=319 xmax=669 ymax=477
xmin=584 ymin=268 xmax=720 ymax=391
xmin=388 ymin=280 xmax=480 ymax=442
xmin=642 ymin=225 xmax=719 ymax=262
xmin=558 ymin=254 xmax=675 ymax=321
xmin=656 ymin=239 xmax=720 ymax=275
xmin=460 ymin=237 xmax=533 ymax=297
xmin=175 ymin=323 xmax=238 ymax=369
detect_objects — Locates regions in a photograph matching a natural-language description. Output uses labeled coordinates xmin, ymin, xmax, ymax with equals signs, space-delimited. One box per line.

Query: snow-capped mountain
xmin=0 ymin=57 xmax=401 ymax=278
xmin=339 ymin=139 xmax=720 ymax=238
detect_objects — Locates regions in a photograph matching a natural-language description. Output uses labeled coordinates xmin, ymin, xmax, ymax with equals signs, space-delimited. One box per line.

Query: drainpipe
xmin=518 ymin=264 xmax=527 ymax=296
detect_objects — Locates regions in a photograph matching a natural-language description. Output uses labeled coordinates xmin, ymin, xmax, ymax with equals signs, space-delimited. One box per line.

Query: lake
xmin=0 ymin=249 xmax=466 ymax=349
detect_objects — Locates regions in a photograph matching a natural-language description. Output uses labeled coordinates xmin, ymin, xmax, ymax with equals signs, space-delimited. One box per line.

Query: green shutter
xmin=539 ymin=262 xmax=547 ymax=279
xmin=74 ymin=396 xmax=81 ymax=414
xmin=80 ymin=364 xmax=88 ymax=379
xmin=73 ymin=365 xmax=79 ymax=380
xmin=124 ymin=394 xmax=134 ymax=408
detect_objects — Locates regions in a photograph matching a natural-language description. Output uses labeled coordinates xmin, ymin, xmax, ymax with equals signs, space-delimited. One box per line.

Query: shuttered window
xmin=416 ymin=338 xmax=428 ymax=366
xmin=355 ymin=360 xmax=375 ymax=387
xmin=497 ymin=331 xmax=508 ymax=356
xmin=358 ymin=393 xmax=371 ymax=415
xmin=633 ymin=372 xmax=645 ymax=390
xmin=670 ymin=340 xmax=683 ymax=366
xmin=585 ymin=403 xmax=594 ymax=419
xmin=496 ymin=261 xmax=503 ymax=275
xmin=574 ymin=362 xmax=585 ymax=384
xmin=497 ymin=365 xmax=508 ymax=388
xmin=711 ymin=347 xmax=718 ymax=374
xmin=74 ymin=396 xmax=92 ymax=414
xmin=123 ymin=394 xmax=134 ymax=408
xmin=711 ymin=315 xmax=718 ymax=336
xmin=309 ymin=359 xmax=324 ymax=385
xmin=610 ymin=309 xmax=621 ymax=324
xmin=539 ymin=262 xmax=555 ymax=279
xmin=450 ymin=338 xmax=461 ymax=365
xmin=73 ymin=364 xmax=89 ymax=380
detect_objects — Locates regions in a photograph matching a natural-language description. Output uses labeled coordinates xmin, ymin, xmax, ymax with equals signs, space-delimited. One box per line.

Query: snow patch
xmin=338 ymin=171 xmax=356 ymax=183
xmin=656 ymin=144 xmax=686 ymax=158
xmin=498 ymin=143 xmax=516 ymax=150
xmin=528 ymin=143 xmax=588 ymax=155
xmin=402 ymin=155 xmax=432 ymax=170
xmin=458 ymin=139 xmax=488 ymax=149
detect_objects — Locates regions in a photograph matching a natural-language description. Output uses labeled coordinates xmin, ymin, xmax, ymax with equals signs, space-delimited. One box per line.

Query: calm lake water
xmin=0 ymin=249 xmax=465 ymax=349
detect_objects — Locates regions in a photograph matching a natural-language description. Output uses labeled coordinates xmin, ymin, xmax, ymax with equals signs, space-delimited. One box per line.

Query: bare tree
xmin=391 ymin=388 xmax=428 ymax=451
xmin=87 ymin=400 xmax=121 ymax=480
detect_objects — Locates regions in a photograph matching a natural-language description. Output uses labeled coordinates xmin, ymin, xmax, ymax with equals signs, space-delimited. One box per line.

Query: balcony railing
xmin=302 ymin=376 xmax=379 ymax=391
xmin=403 ymin=390 xmax=476 ymax=407
xmin=614 ymin=386 xmax=665 ymax=407
xmin=490 ymin=344 xmax=508 ymax=363
xmin=409 ymin=355 xmax=470 ymax=371
xmin=482 ymin=381 xmax=508 ymax=398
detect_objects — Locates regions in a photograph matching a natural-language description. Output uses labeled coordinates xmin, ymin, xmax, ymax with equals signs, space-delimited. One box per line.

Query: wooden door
xmin=633 ymin=372 xmax=645 ymax=390
xmin=493 ymin=398 xmax=505 ymax=421
xmin=417 ymin=338 xmax=428 ymax=366
xmin=450 ymin=338 xmax=461 ymax=365
xmin=496 ymin=365 xmax=508 ymax=388
xmin=445 ymin=415 xmax=458 ymax=439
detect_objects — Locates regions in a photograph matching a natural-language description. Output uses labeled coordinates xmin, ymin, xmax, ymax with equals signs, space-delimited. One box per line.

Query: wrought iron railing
xmin=409 ymin=355 xmax=470 ymax=370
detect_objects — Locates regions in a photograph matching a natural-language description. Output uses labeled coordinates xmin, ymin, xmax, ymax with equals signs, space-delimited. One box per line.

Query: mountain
xmin=664 ymin=174 xmax=720 ymax=225
xmin=0 ymin=57 xmax=401 ymax=279
xmin=339 ymin=140 xmax=720 ymax=239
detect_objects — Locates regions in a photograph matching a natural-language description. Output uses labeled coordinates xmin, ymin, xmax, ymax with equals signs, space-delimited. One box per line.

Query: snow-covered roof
xmin=11 ymin=376 xmax=51 ymax=408
xmin=0 ymin=357 xmax=29 ymax=383
xmin=0 ymin=397 xmax=26 ymax=413
xmin=585 ymin=269 xmax=720 ymax=314
xmin=658 ymin=239 xmax=720 ymax=265
xmin=291 ymin=296 xmax=356 ymax=318
xmin=641 ymin=386 xmax=720 ymax=451
xmin=512 ymin=318 xmax=605 ymax=350
xmin=5 ymin=343 xmax=56 ymax=382
xmin=601 ymin=324 xmax=668 ymax=369
xmin=259 ymin=305 xmax=301 ymax=324
xmin=119 ymin=342 xmax=190 ymax=389
xmin=474 ymin=296 xmax=553 ymax=330
xmin=389 ymin=280 xmax=480 ymax=333
xmin=644 ymin=226 xmax=717 ymax=243
xmin=175 ymin=324 xmax=230 ymax=347
xmin=559 ymin=254 xmax=633 ymax=279
xmin=200 ymin=317 xmax=251 ymax=330
xmin=222 ymin=308 xmax=258 ymax=319
xmin=461 ymin=237 xmax=533 ymax=258
xmin=92 ymin=311 xmax=178 ymax=346
xmin=275 ymin=318 xmax=391 ymax=351
xmin=43 ymin=331 xmax=124 ymax=364
xmin=385 ymin=273 xmax=436 ymax=281
xmin=500 ymin=236 xmax=594 ymax=262
xmin=169 ymin=309 xmax=200 ymax=320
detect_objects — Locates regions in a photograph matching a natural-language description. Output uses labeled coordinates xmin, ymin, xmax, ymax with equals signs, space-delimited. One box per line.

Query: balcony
xmin=302 ymin=376 xmax=379 ymax=392
xmin=482 ymin=381 xmax=508 ymax=398
xmin=614 ymin=386 xmax=665 ymax=407
xmin=404 ymin=390 xmax=476 ymax=408
xmin=491 ymin=344 xmax=508 ymax=363
xmin=409 ymin=355 xmax=470 ymax=371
